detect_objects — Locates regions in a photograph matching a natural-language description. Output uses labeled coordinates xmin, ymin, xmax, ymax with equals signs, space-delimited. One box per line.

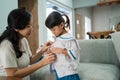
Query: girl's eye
xmin=53 ymin=29 xmax=55 ymax=31
xmin=51 ymin=28 xmax=55 ymax=31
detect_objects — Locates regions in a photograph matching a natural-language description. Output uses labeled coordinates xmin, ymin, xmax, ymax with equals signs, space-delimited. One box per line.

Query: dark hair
xmin=45 ymin=11 xmax=70 ymax=29
xmin=0 ymin=8 xmax=32 ymax=58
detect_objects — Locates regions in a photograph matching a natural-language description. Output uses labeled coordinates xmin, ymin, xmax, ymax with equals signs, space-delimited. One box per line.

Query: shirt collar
xmin=54 ymin=33 xmax=75 ymax=41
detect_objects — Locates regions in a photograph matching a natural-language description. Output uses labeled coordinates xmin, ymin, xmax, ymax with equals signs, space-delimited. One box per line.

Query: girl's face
xmin=50 ymin=22 xmax=66 ymax=37
xmin=16 ymin=17 xmax=33 ymax=38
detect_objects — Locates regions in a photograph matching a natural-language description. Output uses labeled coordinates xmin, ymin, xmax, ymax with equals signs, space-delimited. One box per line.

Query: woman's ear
xmin=14 ymin=29 xmax=18 ymax=32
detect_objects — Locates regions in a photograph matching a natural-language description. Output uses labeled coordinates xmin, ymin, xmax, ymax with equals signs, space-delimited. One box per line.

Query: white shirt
xmin=0 ymin=38 xmax=32 ymax=80
xmin=51 ymin=33 xmax=80 ymax=78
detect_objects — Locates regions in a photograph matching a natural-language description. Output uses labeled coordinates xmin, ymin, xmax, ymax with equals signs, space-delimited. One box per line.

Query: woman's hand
xmin=36 ymin=41 xmax=53 ymax=54
xmin=39 ymin=53 xmax=56 ymax=66
xmin=41 ymin=41 xmax=53 ymax=53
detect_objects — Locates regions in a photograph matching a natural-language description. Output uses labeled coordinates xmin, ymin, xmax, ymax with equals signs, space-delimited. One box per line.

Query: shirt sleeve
xmin=66 ymin=39 xmax=80 ymax=61
xmin=0 ymin=40 xmax=18 ymax=68
xmin=21 ymin=38 xmax=32 ymax=57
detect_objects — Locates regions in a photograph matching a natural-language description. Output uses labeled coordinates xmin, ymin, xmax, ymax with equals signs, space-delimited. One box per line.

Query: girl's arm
xmin=5 ymin=53 xmax=56 ymax=78
xmin=50 ymin=47 xmax=69 ymax=56
xmin=51 ymin=40 xmax=80 ymax=60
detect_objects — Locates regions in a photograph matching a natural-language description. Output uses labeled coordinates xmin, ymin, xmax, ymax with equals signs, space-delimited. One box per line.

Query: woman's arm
xmin=30 ymin=41 xmax=53 ymax=64
xmin=5 ymin=53 xmax=56 ymax=78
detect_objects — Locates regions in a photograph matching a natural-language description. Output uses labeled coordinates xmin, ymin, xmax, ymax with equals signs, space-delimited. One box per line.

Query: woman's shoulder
xmin=21 ymin=38 xmax=30 ymax=49
xmin=0 ymin=39 xmax=14 ymax=52
xmin=21 ymin=38 xmax=28 ymax=45
xmin=0 ymin=39 xmax=12 ymax=47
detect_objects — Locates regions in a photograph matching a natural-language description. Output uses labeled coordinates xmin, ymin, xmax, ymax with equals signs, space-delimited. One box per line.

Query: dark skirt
xmin=56 ymin=72 xmax=80 ymax=80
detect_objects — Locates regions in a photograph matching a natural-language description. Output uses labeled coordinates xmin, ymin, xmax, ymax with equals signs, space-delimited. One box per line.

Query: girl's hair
xmin=0 ymin=8 xmax=31 ymax=58
xmin=45 ymin=11 xmax=70 ymax=29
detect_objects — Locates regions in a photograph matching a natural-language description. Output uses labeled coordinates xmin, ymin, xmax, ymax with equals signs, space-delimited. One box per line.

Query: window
xmin=85 ymin=16 xmax=91 ymax=39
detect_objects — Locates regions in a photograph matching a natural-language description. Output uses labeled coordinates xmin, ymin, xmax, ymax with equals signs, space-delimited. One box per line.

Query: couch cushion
xmin=78 ymin=63 xmax=120 ymax=80
xmin=78 ymin=39 xmax=119 ymax=65
xmin=111 ymin=32 xmax=120 ymax=62
xmin=30 ymin=63 xmax=120 ymax=80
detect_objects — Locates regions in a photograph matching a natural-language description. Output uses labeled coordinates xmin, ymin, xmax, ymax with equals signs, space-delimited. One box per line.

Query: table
xmin=87 ymin=30 xmax=115 ymax=39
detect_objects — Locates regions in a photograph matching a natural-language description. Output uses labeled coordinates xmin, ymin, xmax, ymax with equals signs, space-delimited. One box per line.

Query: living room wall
xmin=74 ymin=0 xmax=120 ymax=39
xmin=0 ymin=0 xmax=17 ymax=34
xmin=93 ymin=5 xmax=120 ymax=31
xmin=73 ymin=0 xmax=99 ymax=8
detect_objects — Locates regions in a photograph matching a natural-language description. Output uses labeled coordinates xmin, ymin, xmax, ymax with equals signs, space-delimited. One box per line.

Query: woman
xmin=0 ymin=8 xmax=56 ymax=80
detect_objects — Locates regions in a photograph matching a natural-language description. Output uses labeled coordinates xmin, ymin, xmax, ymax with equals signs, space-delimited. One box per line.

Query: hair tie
xmin=6 ymin=26 xmax=9 ymax=30
xmin=6 ymin=26 xmax=14 ymax=31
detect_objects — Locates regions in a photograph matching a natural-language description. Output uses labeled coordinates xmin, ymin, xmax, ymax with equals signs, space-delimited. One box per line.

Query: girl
xmin=0 ymin=8 xmax=56 ymax=80
xmin=45 ymin=11 xmax=80 ymax=80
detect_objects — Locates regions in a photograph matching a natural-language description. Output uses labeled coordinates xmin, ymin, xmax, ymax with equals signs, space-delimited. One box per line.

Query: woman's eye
xmin=26 ymin=25 xmax=32 ymax=28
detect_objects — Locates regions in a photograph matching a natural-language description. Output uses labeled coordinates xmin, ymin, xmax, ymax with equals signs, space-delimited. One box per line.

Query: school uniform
xmin=50 ymin=33 xmax=80 ymax=80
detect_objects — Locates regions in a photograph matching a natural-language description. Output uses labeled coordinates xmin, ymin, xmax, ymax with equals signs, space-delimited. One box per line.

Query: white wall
xmin=0 ymin=0 xmax=17 ymax=34
xmin=93 ymin=4 xmax=120 ymax=31
xmin=75 ymin=4 xmax=120 ymax=34
xmin=73 ymin=0 xmax=99 ymax=8
xmin=75 ymin=7 xmax=93 ymax=39
xmin=55 ymin=0 xmax=73 ymax=8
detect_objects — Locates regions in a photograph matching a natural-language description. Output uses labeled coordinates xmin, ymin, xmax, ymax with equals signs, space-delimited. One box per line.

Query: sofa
xmin=30 ymin=32 xmax=120 ymax=80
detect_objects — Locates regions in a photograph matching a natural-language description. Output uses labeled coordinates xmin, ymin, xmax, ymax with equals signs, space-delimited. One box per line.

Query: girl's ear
xmin=60 ymin=22 xmax=64 ymax=28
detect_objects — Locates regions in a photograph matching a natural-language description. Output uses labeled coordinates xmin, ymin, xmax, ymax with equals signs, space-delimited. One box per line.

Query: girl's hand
xmin=50 ymin=47 xmax=68 ymax=56
xmin=39 ymin=53 xmax=56 ymax=66
xmin=51 ymin=47 xmax=63 ymax=54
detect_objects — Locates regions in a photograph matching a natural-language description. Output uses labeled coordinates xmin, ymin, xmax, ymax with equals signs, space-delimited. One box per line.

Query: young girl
xmin=45 ymin=11 xmax=80 ymax=80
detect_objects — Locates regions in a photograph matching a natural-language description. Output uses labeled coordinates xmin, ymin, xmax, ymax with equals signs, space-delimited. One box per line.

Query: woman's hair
xmin=45 ymin=11 xmax=70 ymax=29
xmin=0 ymin=8 xmax=31 ymax=58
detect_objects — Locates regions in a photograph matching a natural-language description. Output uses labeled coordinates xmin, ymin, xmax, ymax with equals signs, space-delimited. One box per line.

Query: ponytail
xmin=0 ymin=26 xmax=22 ymax=58
xmin=62 ymin=14 xmax=70 ymax=29
xmin=0 ymin=26 xmax=13 ymax=43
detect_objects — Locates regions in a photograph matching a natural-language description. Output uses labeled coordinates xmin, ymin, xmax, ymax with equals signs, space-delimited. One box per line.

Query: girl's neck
xmin=58 ymin=29 xmax=67 ymax=37
xmin=62 ymin=30 xmax=67 ymax=34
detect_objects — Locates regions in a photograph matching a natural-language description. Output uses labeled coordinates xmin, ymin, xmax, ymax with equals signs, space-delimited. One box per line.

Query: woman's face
xmin=16 ymin=17 xmax=33 ymax=38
